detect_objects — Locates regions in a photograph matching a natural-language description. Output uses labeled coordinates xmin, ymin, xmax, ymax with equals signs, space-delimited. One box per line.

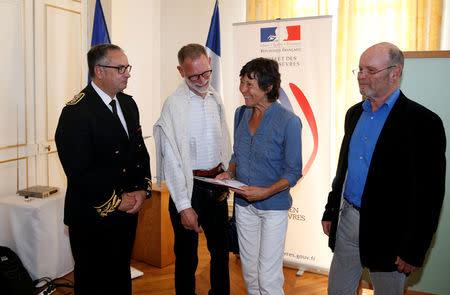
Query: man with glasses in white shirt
xmin=56 ymin=43 xmax=151 ymax=295
xmin=154 ymin=43 xmax=232 ymax=295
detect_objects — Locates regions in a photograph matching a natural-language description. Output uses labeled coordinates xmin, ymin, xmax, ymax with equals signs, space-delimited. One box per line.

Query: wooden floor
xmin=37 ymin=233 xmax=434 ymax=295
xmin=130 ymin=232 xmax=328 ymax=295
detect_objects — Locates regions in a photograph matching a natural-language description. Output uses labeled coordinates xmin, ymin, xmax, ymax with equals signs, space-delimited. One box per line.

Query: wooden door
xmin=0 ymin=0 xmax=88 ymax=196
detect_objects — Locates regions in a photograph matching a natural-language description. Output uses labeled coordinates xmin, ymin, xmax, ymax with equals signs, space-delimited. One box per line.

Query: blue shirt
xmin=344 ymin=89 xmax=400 ymax=207
xmin=231 ymin=102 xmax=303 ymax=210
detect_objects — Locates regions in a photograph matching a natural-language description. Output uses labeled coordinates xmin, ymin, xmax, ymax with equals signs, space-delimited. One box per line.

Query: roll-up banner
xmin=233 ymin=16 xmax=333 ymax=274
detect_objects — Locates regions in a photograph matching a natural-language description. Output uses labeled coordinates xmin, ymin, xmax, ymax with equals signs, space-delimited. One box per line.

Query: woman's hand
xmin=231 ymin=178 xmax=290 ymax=202
xmin=215 ymin=171 xmax=232 ymax=180
xmin=231 ymin=186 xmax=269 ymax=202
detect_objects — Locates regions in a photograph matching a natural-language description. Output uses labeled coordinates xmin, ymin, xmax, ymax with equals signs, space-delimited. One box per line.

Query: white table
xmin=0 ymin=190 xmax=74 ymax=281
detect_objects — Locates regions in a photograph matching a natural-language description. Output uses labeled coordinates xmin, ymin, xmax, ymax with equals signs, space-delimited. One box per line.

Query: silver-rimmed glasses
xmin=352 ymin=65 xmax=396 ymax=76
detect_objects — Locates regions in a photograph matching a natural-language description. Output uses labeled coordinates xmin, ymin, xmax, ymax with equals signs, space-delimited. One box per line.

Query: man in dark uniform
xmin=55 ymin=43 xmax=151 ymax=295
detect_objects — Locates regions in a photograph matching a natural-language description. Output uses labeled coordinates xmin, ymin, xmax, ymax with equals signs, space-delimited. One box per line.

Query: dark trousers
xmin=169 ymin=180 xmax=230 ymax=295
xmin=68 ymin=217 xmax=137 ymax=295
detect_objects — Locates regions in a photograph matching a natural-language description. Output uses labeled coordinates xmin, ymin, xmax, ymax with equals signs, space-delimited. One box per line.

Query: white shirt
xmin=91 ymin=81 xmax=129 ymax=137
xmin=188 ymin=90 xmax=222 ymax=170
xmin=153 ymin=82 xmax=231 ymax=212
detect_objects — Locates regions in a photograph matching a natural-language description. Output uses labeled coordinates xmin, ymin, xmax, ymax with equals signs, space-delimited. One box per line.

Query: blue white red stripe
xmin=206 ymin=1 xmax=223 ymax=97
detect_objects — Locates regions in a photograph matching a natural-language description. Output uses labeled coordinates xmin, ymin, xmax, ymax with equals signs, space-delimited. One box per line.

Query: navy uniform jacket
xmin=55 ymin=83 xmax=151 ymax=228
xmin=322 ymin=91 xmax=446 ymax=271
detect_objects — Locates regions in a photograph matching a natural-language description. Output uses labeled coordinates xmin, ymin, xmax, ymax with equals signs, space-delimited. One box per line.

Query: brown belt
xmin=193 ymin=164 xmax=222 ymax=177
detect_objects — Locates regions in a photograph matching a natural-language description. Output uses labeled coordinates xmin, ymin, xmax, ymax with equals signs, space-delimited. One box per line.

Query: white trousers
xmin=235 ymin=204 xmax=288 ymax=295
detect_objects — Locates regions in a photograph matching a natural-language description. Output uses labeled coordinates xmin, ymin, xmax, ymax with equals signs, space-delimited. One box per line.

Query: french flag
xmin=89 ymin=0 xmax=110 ymax=82
xmin=206 ymin=0 xmax=223 ymax=97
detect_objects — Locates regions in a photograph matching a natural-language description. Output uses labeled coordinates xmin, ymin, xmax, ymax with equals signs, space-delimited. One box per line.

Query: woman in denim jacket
xmin=217 ymin=58 xmax=303 ymax=295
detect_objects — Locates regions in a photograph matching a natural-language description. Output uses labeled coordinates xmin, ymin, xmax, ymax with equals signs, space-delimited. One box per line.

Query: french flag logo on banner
xmin=206 ymin=0 xmax=223 ymax=97
xmin=260 ymin=25 xmax=301 ymax=43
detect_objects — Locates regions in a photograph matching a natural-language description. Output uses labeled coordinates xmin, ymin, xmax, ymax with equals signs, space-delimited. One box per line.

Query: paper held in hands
xmin=194 ymin=176 xmax=246 ymax=190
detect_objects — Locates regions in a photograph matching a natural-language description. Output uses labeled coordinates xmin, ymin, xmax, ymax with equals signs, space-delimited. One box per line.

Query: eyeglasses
xmin=352 ymin=65 xmax=396 ymax=76
xmin=187 ymin=70 xmax=212 ymax=82
xmin=97 ymin=64 xmax=132 ymax=74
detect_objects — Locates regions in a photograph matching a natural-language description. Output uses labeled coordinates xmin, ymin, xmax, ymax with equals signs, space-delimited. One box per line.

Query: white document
xmin=194 ymin=176 xmax=247 ymax=189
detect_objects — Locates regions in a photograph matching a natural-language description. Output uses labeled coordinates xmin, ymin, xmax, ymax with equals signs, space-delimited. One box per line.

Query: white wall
xmin=110 ymin=0 xmax=245 ymax=178
xmin=111 ymin=2 xmax=161 ymax=125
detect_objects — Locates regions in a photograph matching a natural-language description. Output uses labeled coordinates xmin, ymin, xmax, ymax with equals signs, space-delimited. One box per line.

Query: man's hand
xmin=126 ymin=190 xmax=146 ymax=214
xmin=118 ymin=193 xmax=136 ymax=212
xmin=322 ymin=221 xmax=331 ymax=236
xmin=180 ymin=208 xmax=202 ymax=233
xmin=395 ymin=256 xmax=419 ymax=274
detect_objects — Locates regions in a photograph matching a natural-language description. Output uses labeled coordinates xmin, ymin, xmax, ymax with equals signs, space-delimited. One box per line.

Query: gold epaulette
xmin=94 ymin=190 xmax=121 ymax=217
xmin=145 ymin=177 xmax=152 ymax=192
xmin=66 ymin=92 xmax=85 ymax=105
